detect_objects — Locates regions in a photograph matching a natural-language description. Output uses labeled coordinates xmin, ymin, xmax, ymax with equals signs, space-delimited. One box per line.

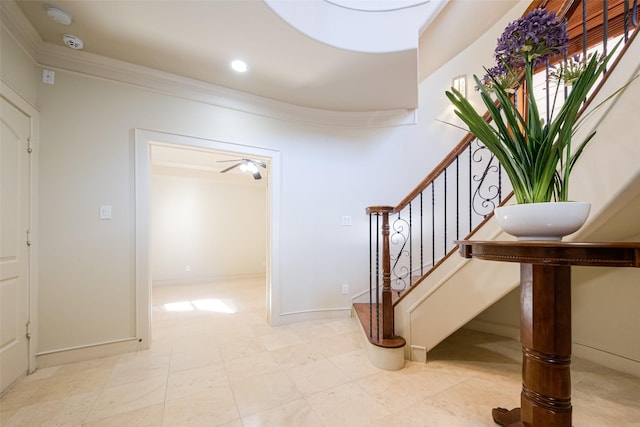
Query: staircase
xmin=358 ymin=0 xmax=640 ymax=369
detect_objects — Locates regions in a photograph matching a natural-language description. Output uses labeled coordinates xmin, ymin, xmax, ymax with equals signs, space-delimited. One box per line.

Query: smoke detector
xmin=62 ymin=34 xmax=83 ymax=50
xmin=45 ymin=5 xmax=72 ymax=25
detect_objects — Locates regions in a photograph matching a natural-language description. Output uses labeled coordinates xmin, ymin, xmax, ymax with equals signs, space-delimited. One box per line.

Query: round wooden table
xmin=455 ymin=240 xmax=640 ymax=427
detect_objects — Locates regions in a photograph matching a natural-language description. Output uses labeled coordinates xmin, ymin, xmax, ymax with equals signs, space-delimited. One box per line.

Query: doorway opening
xmin=134 ymin=129 xmax=281 ymax=348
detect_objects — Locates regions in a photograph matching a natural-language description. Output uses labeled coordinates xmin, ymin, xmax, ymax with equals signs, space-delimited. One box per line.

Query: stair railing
xmin=365 ymin=0 xmax=639 ymax=346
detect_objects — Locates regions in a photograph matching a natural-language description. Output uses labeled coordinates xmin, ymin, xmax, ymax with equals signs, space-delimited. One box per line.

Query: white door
xmin=0 ymin=95 xmax=31 ymax=393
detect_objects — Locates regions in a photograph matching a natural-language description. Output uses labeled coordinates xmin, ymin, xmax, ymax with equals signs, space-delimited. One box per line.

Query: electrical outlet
xmin=341 ymin=283 xmax=349 ymax=294
xmin=185 ymin=265 xmax=191 ymax=272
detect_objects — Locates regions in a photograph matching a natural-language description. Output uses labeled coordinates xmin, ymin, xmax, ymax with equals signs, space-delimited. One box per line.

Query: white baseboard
xmin=152 ymin=273 xmax=265 ymax=287
xmin=463 ymin=319 xmax=520 ymax=341
xmin=36 ymin=338 xmax=144 ymax=369
xmin=573 ymin=343 xmax=640 ymax=378
xmin=410 ymin=345 xmax=427 ymax=363
xmin=464 ymin=321 xmax=640 ymax=378
xmin=277 ymin=307 xmax=352 ymax=324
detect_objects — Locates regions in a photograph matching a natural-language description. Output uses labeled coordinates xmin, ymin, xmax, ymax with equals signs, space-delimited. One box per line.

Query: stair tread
xmin=353 ymin=303 xmax=406 ymax=348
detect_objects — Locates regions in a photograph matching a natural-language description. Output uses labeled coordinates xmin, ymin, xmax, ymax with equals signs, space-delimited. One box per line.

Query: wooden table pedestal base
xmin=492 ymin=407 xmax=523 ymax=426
xmin=455 ymin=241 xmax=640 ymax=427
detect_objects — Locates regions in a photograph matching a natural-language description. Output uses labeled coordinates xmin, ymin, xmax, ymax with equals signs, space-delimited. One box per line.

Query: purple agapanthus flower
xmin=482 ymin=8 xmax=568 ymax=89
xmin=495 ymin=8 xmax=568 ymax=66
xmin=478 ymin=62 xmax=520 ymax=93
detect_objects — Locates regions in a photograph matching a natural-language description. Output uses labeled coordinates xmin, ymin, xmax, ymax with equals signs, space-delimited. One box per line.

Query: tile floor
xmin=1 ymin=277 xmax=639 ymax=426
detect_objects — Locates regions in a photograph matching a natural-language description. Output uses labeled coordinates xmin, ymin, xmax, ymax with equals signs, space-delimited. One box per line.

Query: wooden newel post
xmin=380 ymin=209 xmax=393 ymax=340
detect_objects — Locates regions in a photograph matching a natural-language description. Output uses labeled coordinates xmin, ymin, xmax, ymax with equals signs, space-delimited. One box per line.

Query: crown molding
xmin=2 ymin=1 xmax=417 ymax=129
xmin=36 ymin=43 xmax=417 ymax=129
xmin=1 ymin=0 xmax=42 ymax=60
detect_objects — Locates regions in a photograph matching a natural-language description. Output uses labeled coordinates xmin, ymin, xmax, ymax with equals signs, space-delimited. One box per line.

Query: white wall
xmin=460 ymin=4 xmax=640 ymax=374
xmin=1 ymin=0 xmax=482 ymax=358
xmin=28 ymin=60 xmax=445 ymax=353
xmin=151 ymin=165 xmax=267 ymax=285
xmin=0 ymin=0 xmax=528 ymax=358
xmin=4 ymin=0 xmax=638 ymax=371
xmin=1 ymin=26 xmax=39 ymax=105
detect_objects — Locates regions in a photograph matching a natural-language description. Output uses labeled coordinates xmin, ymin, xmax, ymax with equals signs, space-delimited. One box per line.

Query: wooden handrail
xmin=393 ymin=0 xmax=569 ymax=214
xmin=382 ymin=0 xmax=637 ymax=216
xmin=363 ymin=0 xmax=639 ymax=348
xmin=394 ymin=114 xmax=490 ymax=212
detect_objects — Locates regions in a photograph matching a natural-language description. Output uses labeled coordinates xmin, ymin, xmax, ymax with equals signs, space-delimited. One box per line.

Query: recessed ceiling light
xmin=231 ymin=60 xmax=248 ymax=73
xmin=45 ymin=5 xmax=73 ymax=25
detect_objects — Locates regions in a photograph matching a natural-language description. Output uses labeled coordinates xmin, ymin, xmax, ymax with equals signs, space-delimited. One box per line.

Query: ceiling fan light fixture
xmin=246 ymin=162 xmax=258 ymax=174
xmin=219 ymin=158 xmax=266 ymax=180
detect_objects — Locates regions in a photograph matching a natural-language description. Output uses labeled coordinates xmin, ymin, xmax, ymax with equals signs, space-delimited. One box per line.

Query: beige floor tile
xmin=224 ymin=352 xmax=281 ymax=382
xmin=214 ymin=420 xmax=243 ymax=427
xmin=0 ymin=377 xmax=41 ymax=413
xmin=3 ymin=279 xmax=639 ymax=427
xmin=356 ymin=367 xmax=465 ymax=414
xmin=218 ymin=336 xmax=269 ymax=362
xmin=162 ymin=385 xmax=239 ymax=427
xmin=169 ymin=345 xmax=222 ymax=373
xmin=325 ymin=317 xmax=360 ymax=335
xmin=82 ymin=403 xmax=164 ymax=427
xmin=2 ymin=390 xmax=97 ymax=427
xmin=229 ymin=370 xmax=302 ymax=417
xmin=285 ymin=358 xmax=349 ymax=395
xmin=259 ymin=328 xmax=305 ymax=351
xmin=367 ymin=399 xmax=490 ymax=427
xmin=306 ymin=382 xmax=391 ymax=427
xmin=329 ymin=349 xmax=383 ymax=380
xmin=241 ymin=398 xmax=324 ymax=427
xmin=425 ymin=375 xmax=521 ymax=423
xmin=85 ymin=375 xmax=167 ymax=423
xmin=286 ymin=321 xmax=337 ymax=340
xmin=215 ymin=324 xmax=260 ymax=345
xmin=572 ymin=387 xmax=640 ymax=426
xmin=270 ymin=340 xmax=325 ymax=370
xmin=309 ymin=334 xmax=361 ymax=358
xmin=21 ymin=366 xmax=60 ymax=382
xmin=166 ymin=364 xmax=229 ymax=401
xmin=106 ymin=353 xmax=170 ymax=387
xmin=26 ymin=366 xmax=112 ymax=405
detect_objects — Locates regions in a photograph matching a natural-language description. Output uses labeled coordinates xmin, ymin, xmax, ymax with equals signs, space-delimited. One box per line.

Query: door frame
xmin=134 ymin=129 xmax=281 ymax=347
xmin=0 ymin=81 xmax=39 ymax=376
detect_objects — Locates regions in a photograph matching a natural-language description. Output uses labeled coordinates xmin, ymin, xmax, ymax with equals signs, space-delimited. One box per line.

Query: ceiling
xmin=10 ymin=0 xmax=520 ymax=113
xmin=151 ymin=144 xmax=270 ymax=184
xmin=6 ymin=0 xmax=520 ymax=175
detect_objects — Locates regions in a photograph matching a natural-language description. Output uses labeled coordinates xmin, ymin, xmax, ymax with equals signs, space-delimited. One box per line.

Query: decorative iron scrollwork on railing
xmin=369 ymin=137 xmax=514 ymax=308
xmin=389 ymin=213 xmax=411 ymax=294
xmin=471 ymin=141 xmax=505 ymax=218
xmin=366 ymin=0 xmax=639 ymax=345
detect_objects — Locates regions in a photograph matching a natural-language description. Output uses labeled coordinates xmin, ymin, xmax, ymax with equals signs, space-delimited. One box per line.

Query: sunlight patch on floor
xmin=163 ymin=298 xmax=237 ymax=313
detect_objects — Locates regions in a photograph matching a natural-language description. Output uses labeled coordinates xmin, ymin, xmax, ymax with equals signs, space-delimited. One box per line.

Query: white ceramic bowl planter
xmin=493 ymin=202 xmax=591 ymax=241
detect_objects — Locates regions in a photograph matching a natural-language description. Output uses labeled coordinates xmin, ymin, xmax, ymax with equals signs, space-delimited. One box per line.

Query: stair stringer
xmin=394 ymin=32 xmax=640 ymax=364
xmin=394 ymin=219 xmax=520 ymax=362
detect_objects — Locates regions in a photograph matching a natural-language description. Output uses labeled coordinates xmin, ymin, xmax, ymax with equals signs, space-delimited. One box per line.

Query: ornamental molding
xmin=1 ymin=1 xmax=417 ymax=129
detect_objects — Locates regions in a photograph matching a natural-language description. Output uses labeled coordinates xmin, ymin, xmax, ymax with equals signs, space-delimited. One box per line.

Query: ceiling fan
xmin=218 ymin=158 xmax=267 ymax=180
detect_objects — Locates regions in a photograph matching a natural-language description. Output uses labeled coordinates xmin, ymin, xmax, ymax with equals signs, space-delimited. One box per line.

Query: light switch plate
xmin=99 ymin=205 xmax=112 ymax=219
xmin=42 ymin=69 xmax=55 ymax=84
